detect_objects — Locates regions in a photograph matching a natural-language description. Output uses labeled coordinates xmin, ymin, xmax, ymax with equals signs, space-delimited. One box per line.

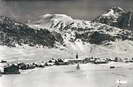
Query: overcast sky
xmin=0 ymin=0 xmax=133 ymax=22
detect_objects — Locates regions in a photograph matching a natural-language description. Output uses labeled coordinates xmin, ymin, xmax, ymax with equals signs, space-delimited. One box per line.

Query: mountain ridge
xmin=93 ymin=6 xmax=133 ymax=30
xmin=1 ymin=6 xmax=133 ymax=60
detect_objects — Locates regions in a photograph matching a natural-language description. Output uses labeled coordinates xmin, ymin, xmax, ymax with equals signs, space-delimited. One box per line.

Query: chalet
xmin=94 ymin=58 xmax=108 ymax=64
xmin=122 ymin=58 xmax=133 ymax=63
xmin=54 ymin=59 xmax=68 ymax=65
xmin=3 ymin=64 xmax=20 ymax=74
xmin=0 ymin=62 xmax=20 ymax=74
xmin=0 ymin=62 xmax=8 ymax=73
xmin=64 ymin=59 xmax=82 ymax=64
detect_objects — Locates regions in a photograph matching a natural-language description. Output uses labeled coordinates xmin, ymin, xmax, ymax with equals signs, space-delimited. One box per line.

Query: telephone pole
xmin=76 ymin=53 xmax=80 ymax=70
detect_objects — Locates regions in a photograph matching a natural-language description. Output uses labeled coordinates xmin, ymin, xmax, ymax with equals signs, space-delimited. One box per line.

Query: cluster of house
xmin=0 ymin=57 xmax=133 ymax=74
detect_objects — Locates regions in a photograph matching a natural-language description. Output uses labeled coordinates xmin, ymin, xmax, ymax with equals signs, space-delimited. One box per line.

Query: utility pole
xmin=76 ymin=53 xmax=78 ymax=59
xmin=76 ymin=53 xmax=80 ymax=70
xmin=128 ymin=9 xmax=132 ymax=30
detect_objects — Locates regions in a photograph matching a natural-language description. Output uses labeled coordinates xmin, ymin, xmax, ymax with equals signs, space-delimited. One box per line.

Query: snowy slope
xmin=1 ymin=8 xmax=133 ymax=61
xmin=29 ymin=14 xmax=91 ymax=31
xmin=93 ymin=6 xmax=133 ymax=29
xmin=7 ymin=13 xmax=132 ymax=61
xmin=29 ymin=13 xmax=133 ymax=46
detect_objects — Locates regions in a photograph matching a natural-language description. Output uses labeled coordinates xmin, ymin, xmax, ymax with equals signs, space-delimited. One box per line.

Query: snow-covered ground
xmin=1 ymin=63 xmax=133 ymax=87
xmin=1 ymin=40 xmax=133 ymax=63
xmin=0 ymin=46 xmax=76 ymax=63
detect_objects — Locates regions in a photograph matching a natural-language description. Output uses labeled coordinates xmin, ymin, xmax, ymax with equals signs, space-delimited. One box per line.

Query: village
xmin=0 ymin=55 xmax=133 ymax=75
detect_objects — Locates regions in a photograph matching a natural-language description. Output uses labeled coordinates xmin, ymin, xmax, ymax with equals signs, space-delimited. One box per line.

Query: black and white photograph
xmin=0 ymin=0 xmax=133 ymax=87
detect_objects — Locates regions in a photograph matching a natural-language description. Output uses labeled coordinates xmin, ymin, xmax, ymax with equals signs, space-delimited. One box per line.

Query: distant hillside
xmin=0 ymin=16 xmax=63 ymax=47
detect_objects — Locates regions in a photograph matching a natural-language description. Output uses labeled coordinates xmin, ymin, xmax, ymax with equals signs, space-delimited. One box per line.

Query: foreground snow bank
xmin=1 ymin=63 xmax=133 ymax=87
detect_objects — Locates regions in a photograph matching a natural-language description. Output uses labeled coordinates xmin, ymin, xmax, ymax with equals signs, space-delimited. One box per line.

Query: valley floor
xmin=0 ymin=62 xmax=133 ymax=87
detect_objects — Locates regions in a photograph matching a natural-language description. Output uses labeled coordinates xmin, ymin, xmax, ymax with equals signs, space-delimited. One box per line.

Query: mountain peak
xmin=93 ymin=6 xmax=133 ymax=29
xmin=41 ymin=14 xmax=73 ymax=19
xmin=110 ymin=6 xmax=125 ymax=13
xmin=39 ymin=13 xmax=73 ymax=24
xmin=29 ymin=14 xmax=74 ymax=29
xmin=102 ymin=6 xmax=125 ymax=18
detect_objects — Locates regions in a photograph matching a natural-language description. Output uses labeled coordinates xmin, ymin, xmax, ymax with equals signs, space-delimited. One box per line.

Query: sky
xmin=0 ymin=0 xmax=133 ymax=23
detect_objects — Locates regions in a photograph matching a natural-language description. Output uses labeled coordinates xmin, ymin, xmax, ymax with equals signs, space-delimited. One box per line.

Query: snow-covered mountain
xmin=1 ymin=7 xmax=133 ymax=60
xmin=29 ymin=14 xmax=91 ymax=32
xmin=27 ymin=12 xmax=133 ymax=58
xmin=29 ymin=13 xmax=133 ymax=46
xmin=93 ymin=6 xmax=133 ymax=30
